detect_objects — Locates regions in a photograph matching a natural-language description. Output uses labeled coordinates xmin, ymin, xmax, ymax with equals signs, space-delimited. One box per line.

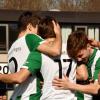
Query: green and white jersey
xmin=88 ymin=49 xmax=100 ymax=81
xmin=16 ymin=44 xmax=77 ymax=100
xmin=8 ymin=34 xmax=43 ymax=100
xmin=88 ymin=48 xmax=100 ymax=100
xmin=40 ymin=54 xmax=77 ymax=100
xmin=76 ymin=48 xmax=100 ymax=100
xmin=22 ymin=51 xmax=77 ymax=100
xmin=76 ymin=92 xmax=92 ymax=100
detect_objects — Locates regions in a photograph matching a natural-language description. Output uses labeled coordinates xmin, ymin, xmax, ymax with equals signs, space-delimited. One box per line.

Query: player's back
xmin=8 ymin=34 xmax=43 ymax=100
xmin=40 ymin=53 xmax=77 ymax=100
xmin=8 ymin=36 xmax=30 ymax=73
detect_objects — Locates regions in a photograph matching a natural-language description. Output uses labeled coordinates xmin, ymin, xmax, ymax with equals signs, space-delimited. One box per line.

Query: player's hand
xmin=52 ymin=20 xmax=61 ymax=36
xmin=52 ymin=75 xmax=71 ymax=90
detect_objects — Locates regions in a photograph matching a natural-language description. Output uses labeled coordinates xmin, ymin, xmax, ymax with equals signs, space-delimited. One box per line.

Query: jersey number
xmin=54 ymin=58 xmax=72 ymax=79
xmin=9 ymin=57 xmax=18 ymax=72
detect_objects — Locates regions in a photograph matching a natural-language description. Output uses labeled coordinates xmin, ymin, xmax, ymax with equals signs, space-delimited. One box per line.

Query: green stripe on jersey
xmin=87 ymin=48 xmax=100 ymax=80
xmin=23 ymin=51 xmax=42 ymax=100
xmin=94 ymin=58 xmax=100 ymax=80
xmin=87 ymin=48 xmax=97 ymax=80
xmin=76 ymin=91 xmax=84 ymax=100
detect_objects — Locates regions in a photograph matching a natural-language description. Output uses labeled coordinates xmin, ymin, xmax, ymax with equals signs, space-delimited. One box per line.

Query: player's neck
xmin=18 ymin=32 xmax=26 ymax=38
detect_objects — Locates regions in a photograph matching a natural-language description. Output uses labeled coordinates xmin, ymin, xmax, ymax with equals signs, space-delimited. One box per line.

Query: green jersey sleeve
xmin=25 ymin=34 xmax=43 ymax=51
xmin=23 ymin=51 xmax=42 ymax=75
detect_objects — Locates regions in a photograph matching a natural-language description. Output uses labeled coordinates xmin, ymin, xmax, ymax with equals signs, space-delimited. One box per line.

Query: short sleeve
xmin=23 ymin=51 xmax=42 ymax=75
xmin=25 ymin=34 xmax=43 ymax=51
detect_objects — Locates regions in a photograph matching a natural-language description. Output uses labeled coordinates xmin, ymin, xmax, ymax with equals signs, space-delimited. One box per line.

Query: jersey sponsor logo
xmin=9 ymin=47 xmax=22 ymax=55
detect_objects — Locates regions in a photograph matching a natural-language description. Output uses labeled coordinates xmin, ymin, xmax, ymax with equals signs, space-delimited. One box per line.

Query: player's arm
xmin=52 ymin=75 xmax=100 ymax=95
xmin=37 ymin=21 xmax=62 ymax=56
xmin=76 ymin=64 xmax=88 ymax=80
xmin=0 ymin=68 xmax=31 ymax=84
xmin=67 ymin=80 xmax=100 ymax=94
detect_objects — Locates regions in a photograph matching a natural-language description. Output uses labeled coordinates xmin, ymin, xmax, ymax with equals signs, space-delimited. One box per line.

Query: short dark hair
xmin=18 ymin=11 xmax=40 ymax=32
xmin=38 ymin=16 xmax=57 ymax=39
xmin=67 ymin=31 xmax=89 ymax=60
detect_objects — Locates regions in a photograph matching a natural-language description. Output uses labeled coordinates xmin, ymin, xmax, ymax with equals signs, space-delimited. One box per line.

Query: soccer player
xmin=38 ymin=16 xmax=88 ymax=100
xmin=0 ymin=12 xmax=61 ymax=100
xmin=39 ymin=18 xmax=88 ymax=100
xmin=52 ymin=31 xmax=100 ymax=100
xmin=24 ymin=16 xmax=77 ymax=100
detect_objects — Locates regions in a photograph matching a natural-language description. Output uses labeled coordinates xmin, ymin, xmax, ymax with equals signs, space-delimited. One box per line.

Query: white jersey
xmin=8 ymin=34 xmax=43 ymax=100
xmin=8 ymin=36 xmax=29 ymax=73
xmin=40 ymin=53 xmax=77 ymax=100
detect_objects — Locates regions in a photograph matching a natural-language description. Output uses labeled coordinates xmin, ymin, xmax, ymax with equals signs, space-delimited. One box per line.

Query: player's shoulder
xmin=26 ymin=34 xmax=42 ymax=39
xmin=25 ymin=34 xmax=43 ymax=42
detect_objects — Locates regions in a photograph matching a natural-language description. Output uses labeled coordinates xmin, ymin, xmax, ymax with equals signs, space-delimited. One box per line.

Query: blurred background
xmin=0 ymin=0 xmax=100 ymax=12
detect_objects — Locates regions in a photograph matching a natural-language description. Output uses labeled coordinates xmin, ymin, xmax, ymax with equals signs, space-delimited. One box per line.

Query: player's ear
xmin=27 ymin=23 xmax=32 ymax=31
